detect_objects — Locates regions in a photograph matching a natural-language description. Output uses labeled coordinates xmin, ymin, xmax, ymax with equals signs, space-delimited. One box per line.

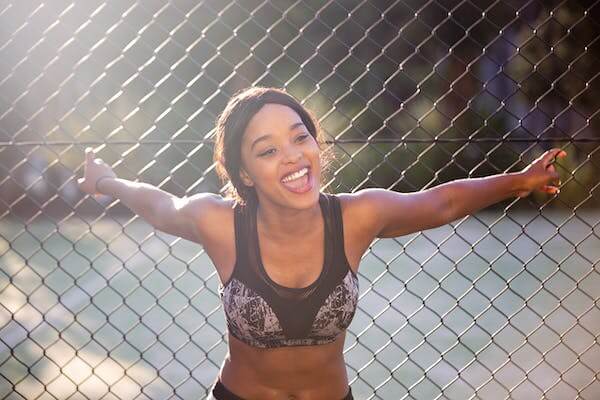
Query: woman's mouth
xmin=280 ymin=167 xmax=313 ymax=193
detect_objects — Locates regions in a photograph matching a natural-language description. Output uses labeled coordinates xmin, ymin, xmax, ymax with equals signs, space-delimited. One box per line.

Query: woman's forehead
xmin=242 ymin=103 xmax=304 ymax=140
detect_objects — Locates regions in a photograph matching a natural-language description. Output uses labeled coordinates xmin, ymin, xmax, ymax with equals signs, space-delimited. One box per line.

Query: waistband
xmin=210 ymin=380 xmax=354 ymax=400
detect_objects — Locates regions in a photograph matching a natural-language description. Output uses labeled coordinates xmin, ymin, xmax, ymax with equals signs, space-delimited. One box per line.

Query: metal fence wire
xmin=1 ymin=0 xmax=599 ymax=399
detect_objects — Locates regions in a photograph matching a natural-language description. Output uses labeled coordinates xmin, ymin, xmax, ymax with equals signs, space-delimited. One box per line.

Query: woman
xmin=77 ymin=87 xmax=565 ymax=400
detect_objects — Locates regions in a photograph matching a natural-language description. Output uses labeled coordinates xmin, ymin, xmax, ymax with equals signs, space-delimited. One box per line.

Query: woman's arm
xmin=346 ymin=148 xmax=566 ymax=238
xmin=77 ymin=147 xmax=225 ymax=244
xmin=77 ymin=147 xmax=177 ymax=228
xmin=95 ymin=178 xmax=224 ymax=243
xmin=94 ymin=178 xmax=174 ymax=226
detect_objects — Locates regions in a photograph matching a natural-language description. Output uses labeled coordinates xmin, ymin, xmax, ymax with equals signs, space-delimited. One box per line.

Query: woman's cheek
xmin=255 ymin=157 xmax=281 ymax=185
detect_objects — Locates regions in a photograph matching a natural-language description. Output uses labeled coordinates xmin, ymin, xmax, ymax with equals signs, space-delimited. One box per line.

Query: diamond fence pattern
xmin=0 ymin=0 xmax=599 ymax=399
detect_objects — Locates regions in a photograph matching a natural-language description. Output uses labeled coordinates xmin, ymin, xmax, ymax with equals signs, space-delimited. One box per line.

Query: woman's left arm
xmin=347 ymin=148 xmax=566 ymax=239
xmin=438 ymin=147 xmax=566 ymax=217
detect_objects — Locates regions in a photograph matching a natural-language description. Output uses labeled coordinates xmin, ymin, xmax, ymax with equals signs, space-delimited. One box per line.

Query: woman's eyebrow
xmin=250 ymin=122 xmax=305 ymax=151
xmin=289 ymin=121 xmax=304 ymax=130
xmin=251 ymin=134 xmax=272 ymax=151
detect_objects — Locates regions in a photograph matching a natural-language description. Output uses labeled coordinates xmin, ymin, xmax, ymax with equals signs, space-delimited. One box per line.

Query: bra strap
xmin=231 ymin=202 xmax=249 ymax=281
xmin=327 ymin=195 xmax=345 ymax=260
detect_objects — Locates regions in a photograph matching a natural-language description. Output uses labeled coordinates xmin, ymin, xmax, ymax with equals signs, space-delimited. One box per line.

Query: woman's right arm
xmin=77 ymin=147 xmax=227 ymax=244
xmin=96 ymin=178 xmax=226 ymax=244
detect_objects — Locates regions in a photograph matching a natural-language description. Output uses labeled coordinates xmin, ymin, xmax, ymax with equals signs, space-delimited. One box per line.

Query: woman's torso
xmin=199 ymin=193 xmax=374 ymax=399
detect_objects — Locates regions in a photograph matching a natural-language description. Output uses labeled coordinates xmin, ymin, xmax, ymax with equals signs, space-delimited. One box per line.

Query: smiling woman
xmin=238 ymin=103 xmax=321 ymax=209
xmin=213 ymin=87 xmax=329 ymax=209
xmin=77 ymin=86 xmax=566 ymax=400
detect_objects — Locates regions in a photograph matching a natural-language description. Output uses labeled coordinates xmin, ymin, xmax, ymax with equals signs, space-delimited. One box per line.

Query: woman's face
xmin=239 ymin=103 xmax=321 ymax=210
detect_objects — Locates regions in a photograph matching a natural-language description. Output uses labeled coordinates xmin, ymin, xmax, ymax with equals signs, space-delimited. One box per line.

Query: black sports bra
xmin=218 ymin=193 xmax=359 ymax=348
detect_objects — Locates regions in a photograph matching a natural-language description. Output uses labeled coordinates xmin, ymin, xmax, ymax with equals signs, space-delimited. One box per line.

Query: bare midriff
xmin=218 ymin=332 xmax=350 ymax=400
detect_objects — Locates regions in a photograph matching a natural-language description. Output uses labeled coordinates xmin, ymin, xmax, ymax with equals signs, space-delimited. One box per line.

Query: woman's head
xmin=214 ymin=87 xmax=327 ymax=206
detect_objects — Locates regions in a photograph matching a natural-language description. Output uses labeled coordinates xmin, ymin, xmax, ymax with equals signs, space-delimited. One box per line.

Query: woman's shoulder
xmin=324 ymin=190 xmax=379 ymax=229
xmin=181 ymin=192 xmax=235 ymax=217
xmin=331 ymin=189 xmax=381 ymax=217
xmin=325 ymin=190 xmax=383 ymax=270
xmin=183 ymin=194 xmax=237 ymax=281
xmin=180 ymin=193 xmax=236 ymax=243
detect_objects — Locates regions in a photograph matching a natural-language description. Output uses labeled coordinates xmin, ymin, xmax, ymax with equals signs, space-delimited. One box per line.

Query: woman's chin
xmin=256 ymin=173 xmax=321 ymax=209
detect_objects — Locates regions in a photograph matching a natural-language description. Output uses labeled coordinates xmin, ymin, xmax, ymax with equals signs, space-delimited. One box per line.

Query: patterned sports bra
xmin=218 ymin=193 xmax=359 ymax=348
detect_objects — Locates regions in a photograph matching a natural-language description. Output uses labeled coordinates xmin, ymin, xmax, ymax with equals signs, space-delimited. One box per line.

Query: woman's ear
xmin=239 ymin=168 xmax=254 ymax=187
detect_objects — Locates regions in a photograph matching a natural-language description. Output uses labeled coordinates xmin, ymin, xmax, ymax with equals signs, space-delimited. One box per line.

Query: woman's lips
xmin=281 ymin=166 xmax=309 ymax=182
xmin=281 ymin=170 xmax=313 ymax=194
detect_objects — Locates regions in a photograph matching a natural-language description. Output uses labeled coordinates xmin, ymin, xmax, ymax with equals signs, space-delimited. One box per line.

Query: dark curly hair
xmin=214 ymin=87 xmax=330 ymax=205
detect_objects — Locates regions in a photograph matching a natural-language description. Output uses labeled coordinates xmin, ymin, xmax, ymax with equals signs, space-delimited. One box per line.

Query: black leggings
xmin=210 ymin=380 xmax=354 ymax=400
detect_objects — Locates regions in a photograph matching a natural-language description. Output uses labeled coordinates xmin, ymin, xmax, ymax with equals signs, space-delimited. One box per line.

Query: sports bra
xmin=218 ymin=192 xmax=359 ymax=348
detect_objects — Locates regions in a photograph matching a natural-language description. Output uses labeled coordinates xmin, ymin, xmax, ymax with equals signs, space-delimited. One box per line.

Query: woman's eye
xmin=297 ymin=134 xmax=309 ymax=142
xmin=258 ymin=148 xmax=275 ymax=157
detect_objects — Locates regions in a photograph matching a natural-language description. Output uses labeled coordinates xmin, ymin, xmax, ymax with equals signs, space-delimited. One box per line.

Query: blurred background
xmin=0 ymin=0 xmax=599 ymax=399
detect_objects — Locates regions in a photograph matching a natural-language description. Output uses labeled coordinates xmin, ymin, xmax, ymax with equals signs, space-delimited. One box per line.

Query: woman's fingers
xmin=85 ymin=147 xmax=95 ymax=163
xmin=541 ymin=149 xmax=565 ymax=193
xmin=85 ymin=147 xmax=110 ymax=170
xmin=549 ymin=168 xmax=560 ymax=182
xmin=542 ymin=164 xmax=561 ymax=194
xmin=542 ymin=185 xmax=560 ymax=194
xmin=542 ymin=148 xmax=567 ymax=167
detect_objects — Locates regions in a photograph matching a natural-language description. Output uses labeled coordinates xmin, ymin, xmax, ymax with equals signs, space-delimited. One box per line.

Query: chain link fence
xmin=1 ymin=0 xmax=599 ymax=399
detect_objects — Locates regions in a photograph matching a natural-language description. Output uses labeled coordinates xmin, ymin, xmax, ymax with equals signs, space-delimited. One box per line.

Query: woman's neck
xmin=255 ymin=197 xmax=322 ymax=240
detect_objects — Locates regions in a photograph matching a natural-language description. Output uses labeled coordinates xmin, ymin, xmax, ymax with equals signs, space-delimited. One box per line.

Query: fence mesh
xmin=1 ymin=0 xmax=599 ymax=399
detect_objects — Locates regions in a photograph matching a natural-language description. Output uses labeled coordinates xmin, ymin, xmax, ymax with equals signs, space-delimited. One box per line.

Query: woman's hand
xmin=516 ymin=148 xmax=567 ymax=198
xmin=77 ymin=147 xmax=117 ymax=196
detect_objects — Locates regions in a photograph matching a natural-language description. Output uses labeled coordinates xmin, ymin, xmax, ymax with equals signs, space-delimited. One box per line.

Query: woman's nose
xmin=282 ymin=146 xmax=302 ymax=163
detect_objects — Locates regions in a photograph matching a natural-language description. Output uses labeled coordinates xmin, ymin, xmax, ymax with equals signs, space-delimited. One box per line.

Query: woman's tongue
xmin=282 ymin=173 xmax=309 ymax=191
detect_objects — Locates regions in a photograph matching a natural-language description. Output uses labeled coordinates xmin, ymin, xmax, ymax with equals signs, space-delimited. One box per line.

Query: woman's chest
xmin=205 ymin=205 xmax=371 ymax=287
xmin=259 ymin=237 xmax=325 ymax=288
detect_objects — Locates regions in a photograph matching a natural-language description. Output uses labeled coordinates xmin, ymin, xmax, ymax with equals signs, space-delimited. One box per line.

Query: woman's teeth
xmin=281 ymin=167 xmax=308 ymax=183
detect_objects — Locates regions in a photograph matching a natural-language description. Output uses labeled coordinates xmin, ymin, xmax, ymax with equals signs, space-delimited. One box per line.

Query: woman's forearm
xmin=96 ymin=178 xmax=175 ymax=225
xmin=444 ymin=172 xmax=527 ymax=221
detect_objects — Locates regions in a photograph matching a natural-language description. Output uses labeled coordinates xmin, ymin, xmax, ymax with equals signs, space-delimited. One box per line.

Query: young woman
xmin=77 ymin=87 xmax=565 ymax=400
